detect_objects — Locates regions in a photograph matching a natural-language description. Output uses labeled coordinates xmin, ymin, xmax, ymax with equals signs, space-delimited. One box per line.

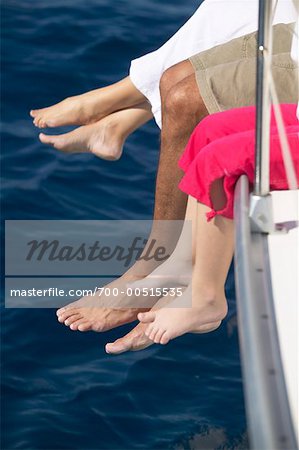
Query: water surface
xmin=1 ymin=1 xmax=247 ymax=448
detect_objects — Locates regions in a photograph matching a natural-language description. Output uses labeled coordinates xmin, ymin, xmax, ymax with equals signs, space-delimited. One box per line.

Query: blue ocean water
xmin=1 ymin=1 xmax=248 ymax=448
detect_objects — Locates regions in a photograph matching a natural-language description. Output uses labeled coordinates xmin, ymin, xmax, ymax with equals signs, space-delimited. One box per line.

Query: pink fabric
xmin=178 ymin=105 xmax=299 ymax=220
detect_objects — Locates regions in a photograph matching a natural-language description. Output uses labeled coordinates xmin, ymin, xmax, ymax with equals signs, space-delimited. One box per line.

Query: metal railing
xmin=254 ymin=0 xmax=274 ymax=196
xmin=254 ymin=0 xmax=298 ymax=198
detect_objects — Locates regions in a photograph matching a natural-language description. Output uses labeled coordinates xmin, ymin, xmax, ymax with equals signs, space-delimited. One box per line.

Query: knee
xmin=163 ymin=82 xmax=194 ymax=118
xmin=159 ymin=60 xmax=194 ymax=100
xmin=159 ymin=66 xmax=178 ymax=99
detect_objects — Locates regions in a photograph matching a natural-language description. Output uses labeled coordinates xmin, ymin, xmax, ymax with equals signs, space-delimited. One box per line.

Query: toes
xmin=57 ymin=308 xmax=79 ymax=323
xmin=105 ymin=331 xmax=153 ymax=354
xmin=160 ymin=332 xmax=170 ymax=345
xmin=39 ymin=133 xmax=64 ymax=149
xmin=57 ymin=314 xmax=66 ymax=323
xmin=69 ymin=318 xmax=88 ymax=331
xmin=154 ymin=328 xmax=166 ymax=344
xmin=39 ymin=132 xmax=53 ymax=145
xmin=105 ymin=338 xmax=131 ymax=355
xmin=34 ymin=117 xmax=45 ymax=128
xmin=145 ymin=324 xmax=154 ymax=338
xmin=45 ymin=119 xmax=57 ymax=128
xmin=56 ymin=304 xmax=76 ymax=316
xmin=57 ymin=307 xmax=69 ymax=317
xmin=30 ymin=109 xmax=40 ymax=118
xmin=148 ymin=327 xmax=158 ymax=342
xmin=138 ymin=311 xmax=156 ymax=323
xmin=39 ymin=129 xmax=75 ymax=151
xmin=78 ymin=322 xmax=92 ymax=332
xmin=33 ymin=117 xmax=49 ymax=128
xmin=64 ymin=314 xmax=83 ymax=326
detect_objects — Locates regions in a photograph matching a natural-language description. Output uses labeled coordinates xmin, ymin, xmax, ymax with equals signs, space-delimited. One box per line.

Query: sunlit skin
xmin=137 ymin=199 xmax=233 ymax=345
xmin=32 ymin=60 xmax=220 ymax=353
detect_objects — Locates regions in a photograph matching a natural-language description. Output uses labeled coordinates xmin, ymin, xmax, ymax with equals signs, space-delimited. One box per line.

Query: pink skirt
xmin=179 ymin=104 xmax=299 ymax=221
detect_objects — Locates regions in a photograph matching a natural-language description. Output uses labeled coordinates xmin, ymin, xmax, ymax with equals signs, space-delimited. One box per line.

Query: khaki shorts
xmin=190 ymin=23 xmax=298 ymax=114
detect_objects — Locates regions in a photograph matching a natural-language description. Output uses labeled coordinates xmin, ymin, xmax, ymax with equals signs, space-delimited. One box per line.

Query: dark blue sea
xmin=1 ymin=1 xmax=248 ymax=448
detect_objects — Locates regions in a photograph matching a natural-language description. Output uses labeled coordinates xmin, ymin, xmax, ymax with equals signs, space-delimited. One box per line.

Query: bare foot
xmin=31 ymin=95 xmax=100 ymax=129
xmin=138 ymin=286 xmax=227 ymax=345
xmin=57 ymin=303 xmax=145 ymax=333
xmin=39 ymin=105 xmax=151 ymax=160
xmin=30 ymin=77 xmax=146 ymax=128
xmin=56 ymin=234 xmax=181 ymax=334
xmin=56 ymin=298 xmax=149 ymax=333
xmin=56 ymin=275 xmax=159 ymax=332
xmin=105 ymin=322 xmax=153 ymax=354
xmin=104 ymin=292 xmax=223 ymax=354
xmin=39 ymin=115 xmax=124 ymax=160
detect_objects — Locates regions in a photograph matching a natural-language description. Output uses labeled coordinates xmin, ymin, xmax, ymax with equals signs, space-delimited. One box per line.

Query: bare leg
xmin=30 ymin=76 xmax=147 ymax=128
xmin=108 ymin=64 xmax=208 ymax=272
xmin=39 ymin=103 xmax=152 ymax=161
xmin=154 ymin=62 xmax=208 ymax=220
xmin=107 ymin=197 xmax=232 ymax=352
xmin=138 ymin=201 xmax=234 ymax=345
xmin=129 ymin=196 xmax=197 ymax=291
xmin=56 ymin=61 xmax=209 ymax=341
xmin=106 ymin=78 xmax=214 ymax=352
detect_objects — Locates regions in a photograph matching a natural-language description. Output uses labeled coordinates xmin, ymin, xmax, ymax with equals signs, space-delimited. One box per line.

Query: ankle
xmin=167 ymin=250 xmax=192 ymax=266
xmin=192 ymin=284 xmax=227 ymax=308
xmin=104 ymin=116 xmax=128 ymax=138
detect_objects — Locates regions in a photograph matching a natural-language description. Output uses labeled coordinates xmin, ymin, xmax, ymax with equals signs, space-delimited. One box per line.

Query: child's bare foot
xmin=138 ymin=285 xmax=227 ymax=345
xmin=39 ymin=105 xmax=152 ymax=160
xmin=30 ymin=77 xmax=146 ymax=128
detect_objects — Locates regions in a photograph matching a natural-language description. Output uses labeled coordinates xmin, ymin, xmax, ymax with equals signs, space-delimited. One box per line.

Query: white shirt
xmin=129 ymin=0 xmax=298 ymax=127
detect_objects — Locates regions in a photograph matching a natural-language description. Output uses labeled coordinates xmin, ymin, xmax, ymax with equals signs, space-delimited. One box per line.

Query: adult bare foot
xmin=138 ymin=285 xmax=227 ymax=345
xmin=39 ymin=104 xmax=152 ymax=160
xmin=105 ymin=322 xmax=153 ymax=354
xmin=56 ymin=226 xmax=183 ymax=334
xmin=56 ymin=273 xmax=160 ymax=332
xmin=30 ymin=77 xmax=146 ymax=128
xmin=57 ymin=303 xmax=146 ymax=333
